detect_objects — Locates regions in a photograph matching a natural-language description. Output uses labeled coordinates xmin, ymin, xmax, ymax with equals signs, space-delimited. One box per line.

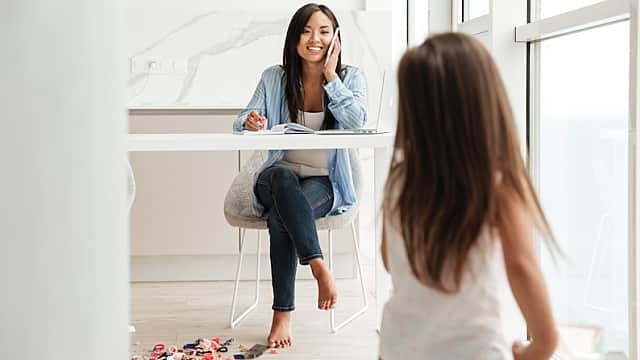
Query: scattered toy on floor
xmin=131 ymin=336 xmax=277 ymax=360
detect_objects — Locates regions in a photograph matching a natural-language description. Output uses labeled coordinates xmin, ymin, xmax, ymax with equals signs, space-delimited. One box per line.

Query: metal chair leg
xmin=229 ymin=229 xmax=262 ymax=328
xmin=328 ymin=229 xmax=334 ymax=330
xmin=329 ymin=222 xmax=368 ymax=333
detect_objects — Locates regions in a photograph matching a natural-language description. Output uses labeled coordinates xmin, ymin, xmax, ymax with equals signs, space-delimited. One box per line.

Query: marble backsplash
xmin=128 ymin=6 xmax=392 ymax=126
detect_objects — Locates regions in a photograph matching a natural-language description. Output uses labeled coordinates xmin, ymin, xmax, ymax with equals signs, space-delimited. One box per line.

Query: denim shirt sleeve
xmin=233 ymin=71 xmax=268 ymax=132
xmin=323 ymin=67 xmax=368 ymax=129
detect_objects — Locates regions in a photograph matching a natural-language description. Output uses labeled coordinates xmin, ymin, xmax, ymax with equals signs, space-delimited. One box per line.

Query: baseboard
xmin=130 ymin=254 xmax=356 ymax=282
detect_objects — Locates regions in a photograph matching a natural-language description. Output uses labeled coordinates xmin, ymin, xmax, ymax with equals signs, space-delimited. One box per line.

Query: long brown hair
xmin=282 ymin=3 xmax=342 ymax=129
xmin=384 ymin=32 xmax=557 ymax=293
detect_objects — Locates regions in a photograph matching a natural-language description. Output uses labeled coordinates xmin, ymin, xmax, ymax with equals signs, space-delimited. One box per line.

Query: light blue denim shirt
xmin=233 ymin=65 xmax=367 ymax=217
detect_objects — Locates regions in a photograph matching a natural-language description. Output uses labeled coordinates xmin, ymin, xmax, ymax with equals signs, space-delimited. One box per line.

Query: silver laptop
xmin=316 ymin=71 xmax=390 ymax=135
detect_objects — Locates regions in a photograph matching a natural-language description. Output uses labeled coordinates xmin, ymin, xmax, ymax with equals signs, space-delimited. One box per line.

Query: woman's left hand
xmin=323 ymin=37 xmax=341 ymax=82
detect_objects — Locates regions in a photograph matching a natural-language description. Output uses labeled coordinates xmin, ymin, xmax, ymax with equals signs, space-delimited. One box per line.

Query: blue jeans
xmin=254 ymin=165 xmax=333 ymax=312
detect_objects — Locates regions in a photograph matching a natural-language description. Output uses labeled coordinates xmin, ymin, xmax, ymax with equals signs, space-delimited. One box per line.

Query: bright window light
xmin=462 ymin=0 xmax=489 ymax=21
xmin=537 ymin=21 xmax=629 ymax=358
xmin=539 ymin=0 xmax=606 ymax=19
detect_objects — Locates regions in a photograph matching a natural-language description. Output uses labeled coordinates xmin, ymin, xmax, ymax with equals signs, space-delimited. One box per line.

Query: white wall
xmin=127 ymin=5 xmax=391 ymax=109
xmin=1 ymin=1 xmax=128 ymax=359
xmin=130 ymin=0 xmax=366 ymax=11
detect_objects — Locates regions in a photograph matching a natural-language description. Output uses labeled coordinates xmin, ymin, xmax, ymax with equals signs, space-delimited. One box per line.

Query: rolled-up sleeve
xmin=323 ymin=67 xmax=367 ymax=129
xmin=233 ymin=72 xmax=267 ymax=132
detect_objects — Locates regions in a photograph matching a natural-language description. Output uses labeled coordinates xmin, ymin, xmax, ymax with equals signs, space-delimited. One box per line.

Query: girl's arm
xmin=323 ymin=67 xmax=367 ymax=129
xmin=381 ymin=219 xmax=390 ymax=272
xmin=496 ymin=188 xmax=558 ymax=360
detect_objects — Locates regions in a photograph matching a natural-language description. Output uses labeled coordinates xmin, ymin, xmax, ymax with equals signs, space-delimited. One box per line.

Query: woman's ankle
xmin=272 ymin=310 xmax=292 ymax=322
xmin=308 ymin=258 xmax=329 ymax=277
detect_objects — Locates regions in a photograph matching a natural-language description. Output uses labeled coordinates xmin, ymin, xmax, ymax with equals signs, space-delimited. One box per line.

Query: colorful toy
xmin=153 ymin=343 xmax=166 ymax=356
xmin=217 ymin=338 xmax=234 ymax=353
xmin=132 ymin=336 xmax=252 ymax=360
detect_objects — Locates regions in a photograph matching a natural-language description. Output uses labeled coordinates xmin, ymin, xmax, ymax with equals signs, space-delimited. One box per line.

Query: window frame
xmin=449 ymin=0 xmax=640 ymax=356
xmin=515 ymin=1 xmax=638 ymax=356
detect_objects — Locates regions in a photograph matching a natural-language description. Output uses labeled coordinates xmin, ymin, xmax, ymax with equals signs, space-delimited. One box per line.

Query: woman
xmin=232 ymin=3 xmax=367 ymax=348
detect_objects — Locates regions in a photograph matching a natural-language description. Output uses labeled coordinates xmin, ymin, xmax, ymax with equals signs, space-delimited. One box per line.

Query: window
xmin=536 ymin=21 xmax=629 ymax=358
xmin=539 ymin=0 xmax=606 ymax=19
xmin=445 ymin=0 xmax=637 ymax=354
xmin=462 ymin=0 xmax=489 ymax=21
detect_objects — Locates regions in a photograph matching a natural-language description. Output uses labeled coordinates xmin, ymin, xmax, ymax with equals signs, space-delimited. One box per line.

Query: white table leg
xmin=374 ymin=145 xmax=392 ymax=332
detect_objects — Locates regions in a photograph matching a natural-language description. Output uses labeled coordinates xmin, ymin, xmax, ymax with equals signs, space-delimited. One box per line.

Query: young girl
xmin=379 ymin=33 xmax=559 ymax=359
xmin=232 ymin=3 xmax=367 ymax=349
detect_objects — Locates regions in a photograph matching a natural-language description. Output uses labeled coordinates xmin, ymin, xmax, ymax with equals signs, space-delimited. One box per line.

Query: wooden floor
xmin=130 ymin=263 xmax=379 ymax=359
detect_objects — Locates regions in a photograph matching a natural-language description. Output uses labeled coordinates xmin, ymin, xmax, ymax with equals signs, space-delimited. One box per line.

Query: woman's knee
xmin=270 ymin=167 xmax=299 ymax=189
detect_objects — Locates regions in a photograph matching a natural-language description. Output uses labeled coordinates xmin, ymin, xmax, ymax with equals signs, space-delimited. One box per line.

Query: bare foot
xmin=268 ymin=311 xmax=293 ymax=348
xmin=309 ymin=259 xmax=338 ymax=310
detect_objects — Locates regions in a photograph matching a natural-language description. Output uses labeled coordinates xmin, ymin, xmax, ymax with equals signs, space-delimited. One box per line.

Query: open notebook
xmin=235 ymin=122 xmax=313 ymax=135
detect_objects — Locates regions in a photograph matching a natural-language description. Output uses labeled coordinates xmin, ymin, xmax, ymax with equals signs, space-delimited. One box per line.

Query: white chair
xmin=126 ymin=158 xmax=136 ymax=210
xmin=126 ymin=158 xmax=137 ymax=334
xmin=223 ymin=149 xmax=368 ymax=333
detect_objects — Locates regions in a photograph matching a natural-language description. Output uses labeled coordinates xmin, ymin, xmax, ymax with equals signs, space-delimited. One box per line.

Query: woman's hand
xmin=244 ymin=110 xmax=266 ymax=131
xmin=323 ymin=37 xmax=341 ymax=82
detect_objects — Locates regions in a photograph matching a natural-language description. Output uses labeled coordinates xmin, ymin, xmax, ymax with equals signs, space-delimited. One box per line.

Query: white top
xmin=379 ymin=216 xmax=512 ymax=360
xmin=279 ymin=111 xmax=335 ymax=177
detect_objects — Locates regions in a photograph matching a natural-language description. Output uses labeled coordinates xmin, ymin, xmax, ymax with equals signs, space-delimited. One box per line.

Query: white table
xmin=128 ymin=132 xmax=393 ymax=329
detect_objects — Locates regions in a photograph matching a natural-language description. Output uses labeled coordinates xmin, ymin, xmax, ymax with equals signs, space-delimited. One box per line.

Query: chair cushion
xmin=224 ymin=150 xmax=362 ymax=232
xmin=224 ymin=211 xmax=268 ymax=230
xmin=316 ymin=207 xmax=358 ymax=230
xmin=225 ymin=205 xmax=358 ymax=231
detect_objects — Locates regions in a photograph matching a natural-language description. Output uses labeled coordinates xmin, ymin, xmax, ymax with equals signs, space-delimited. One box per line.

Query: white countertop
xmin=128 ymin=132 xmax=395 ymax=151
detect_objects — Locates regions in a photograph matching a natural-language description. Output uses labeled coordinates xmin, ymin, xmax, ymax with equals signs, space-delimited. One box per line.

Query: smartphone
xmin=324 ymin=27 xmax=340 ymax=67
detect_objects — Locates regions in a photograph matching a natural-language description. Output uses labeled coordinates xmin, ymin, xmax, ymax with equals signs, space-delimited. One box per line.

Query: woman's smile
xmin=306 ymin=45 xmax=324 ymax=53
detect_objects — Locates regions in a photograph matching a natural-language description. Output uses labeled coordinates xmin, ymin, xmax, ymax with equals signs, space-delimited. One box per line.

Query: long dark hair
xmin=282 ymin=3 xmax=342 ymax=129
xmin=384 ymin=33 xmax=558 ymax=293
